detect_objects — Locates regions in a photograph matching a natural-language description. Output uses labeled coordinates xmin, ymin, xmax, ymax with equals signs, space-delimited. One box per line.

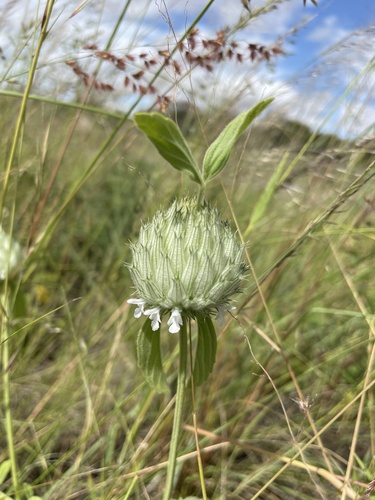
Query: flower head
xmin=127 ymin=197 xmax=247 ymax=333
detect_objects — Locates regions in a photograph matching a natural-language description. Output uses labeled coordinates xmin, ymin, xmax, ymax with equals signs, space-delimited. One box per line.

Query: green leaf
xmin=134 ymin=112 xmax=202 ymax=185
xmin=12 ymin=288 xmax=27 ymax=319
xmin=0 ymin=459 xmax=11 ymax=485
xmin=203 ymin=98 xmax=274 ymax=182
xmin=244 ymin=153 xmax=287 ymax=236
xmin=0 ymin=493 xmax=13 ymax=500
xmin=137 ymin=318 xmax=168 ymax=393
xmin=193 ymin=317 xmax=217 ymax=386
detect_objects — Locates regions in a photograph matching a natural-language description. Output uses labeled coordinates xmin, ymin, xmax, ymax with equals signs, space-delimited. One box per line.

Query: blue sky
xmin=278 ymin=0 xmax=374 ymax=73
xmin=322 ymin=0 xmax=373 ymax=29
xmin=0 ymin=0 xmax=374 ymax=138
xmin=147 ymin=0 xmax=374 ymax=138
xmin=99 ymin=0 xmax=374 ymax=138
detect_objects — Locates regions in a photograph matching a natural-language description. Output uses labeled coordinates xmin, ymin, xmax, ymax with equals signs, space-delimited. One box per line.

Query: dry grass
xmin=0 ymin=0 xmax=374 ymax=499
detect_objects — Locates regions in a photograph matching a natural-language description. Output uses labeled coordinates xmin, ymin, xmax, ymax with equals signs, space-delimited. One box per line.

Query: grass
xmin=0 ymin=0 xmax=375 ymax=498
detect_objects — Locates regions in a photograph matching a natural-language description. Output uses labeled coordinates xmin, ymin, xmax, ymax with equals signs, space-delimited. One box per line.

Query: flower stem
xmin=163 ymin=320 xmax=188 ymax=500
xmin=188 ymin=320 xmax=207 ymax=500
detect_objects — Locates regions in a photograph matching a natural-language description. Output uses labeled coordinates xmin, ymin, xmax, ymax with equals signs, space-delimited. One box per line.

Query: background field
xmin=0 ymin=0 xmax=374 ymax=499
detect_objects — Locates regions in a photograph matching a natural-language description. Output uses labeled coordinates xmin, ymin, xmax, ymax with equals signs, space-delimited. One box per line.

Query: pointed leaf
xmin=203 ymin=98 xmax=274 ymax=182
xmin=193 ymin=317 xmax=217 ymax=386
xmin=134 ymin=112 xmax=202 ymax=185
xmin=0 ymin=459 xmax=11 ymax=485
xmin=137 ymin=319 xmax=168 ymax=392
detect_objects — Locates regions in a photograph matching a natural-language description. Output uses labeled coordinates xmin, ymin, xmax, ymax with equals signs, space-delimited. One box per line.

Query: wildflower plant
xmin=127 ymin=99 xmax=273 ymax=499
xmin=127 ymin=195 xmax=247 ymax=391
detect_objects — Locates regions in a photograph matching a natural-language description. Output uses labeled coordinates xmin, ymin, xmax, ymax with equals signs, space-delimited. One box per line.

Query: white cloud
xmin=307 ymin=15 xmax=350 ymax=44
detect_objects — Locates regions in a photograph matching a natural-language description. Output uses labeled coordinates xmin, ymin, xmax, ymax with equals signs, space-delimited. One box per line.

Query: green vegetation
xmin=0 ymin=1 xmax=374 ymax=499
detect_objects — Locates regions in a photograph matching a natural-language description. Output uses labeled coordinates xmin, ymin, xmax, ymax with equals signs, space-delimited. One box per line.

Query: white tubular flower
xmin=167 ymin=308 xmax=183 ymax=334
xmin=126 ymin=197 xmax=247 ymax=333
xmin=127 ymin=298 xmax=146 ymax=318
xmin=145 ymin=307 xmax=162 ymax=331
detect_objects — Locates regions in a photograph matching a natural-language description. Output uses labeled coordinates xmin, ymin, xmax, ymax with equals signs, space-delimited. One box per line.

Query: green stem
xmin=1 ymin=291 xmax=20 ymax=499
xmin=163 ymin=320 xmax=188 ymax=500
xmin=188 ymin=320 xmax=207 ymax=500
xmin=197 ymin=186 xmax=206 ymax=204
xmin=0 ymin=90 xmax=125 ymax=118
xmin=0 ymin=0 xmax=56 ymax=223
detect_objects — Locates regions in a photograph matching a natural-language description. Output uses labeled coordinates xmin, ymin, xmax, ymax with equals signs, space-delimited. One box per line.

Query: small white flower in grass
xmin=0 ymin=227 xmax=24 ymax=281
xmin=145 ymin=307 xmax=162 ymax=331
xmin=127 ymin=298 xmax=146 ymax=318
xmin=126 ymin=197 xmax=247 ymax=333
xmin=167 ymin=308 xmax=183 ymax=334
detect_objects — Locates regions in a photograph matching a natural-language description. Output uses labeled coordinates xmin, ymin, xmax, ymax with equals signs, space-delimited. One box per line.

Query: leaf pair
xmin=136 ymin=316 xmax=217 ymax=392
xmin=134 ymin=98 xmax=273 ymax=186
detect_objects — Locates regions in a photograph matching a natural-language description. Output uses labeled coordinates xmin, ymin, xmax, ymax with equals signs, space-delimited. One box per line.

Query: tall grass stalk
xmin=239 ymin=161 xmax=375 ymax=303
xmin=28 ymin=0 xmax=133 ymax=247
xmin=1 ymin=291 xmax=20 ymax=498
xmin=250 ymin=376 xmax=375 ymax=500
xmin=328 ymin=237 xmax=375 ymax=500
xmin=29 ymin=0 xmax=217 ymax=260
xmin=0 ymin=0 xmax=56 ymax=222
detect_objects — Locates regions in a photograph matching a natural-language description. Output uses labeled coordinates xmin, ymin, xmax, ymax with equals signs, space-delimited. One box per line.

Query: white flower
xmin=127 ymin=298 xmax=146 ymax=318
xmin=145 ymin=307 xmax=162 ymax=331
xmin=0 ymin=227 xmax=24 ymax=281
xmin=167 ymin=308 xmax=183 ymax=334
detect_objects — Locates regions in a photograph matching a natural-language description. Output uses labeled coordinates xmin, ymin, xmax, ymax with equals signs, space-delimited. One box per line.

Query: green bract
xmin=127 ymin=197 xmax=247 ymax=333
